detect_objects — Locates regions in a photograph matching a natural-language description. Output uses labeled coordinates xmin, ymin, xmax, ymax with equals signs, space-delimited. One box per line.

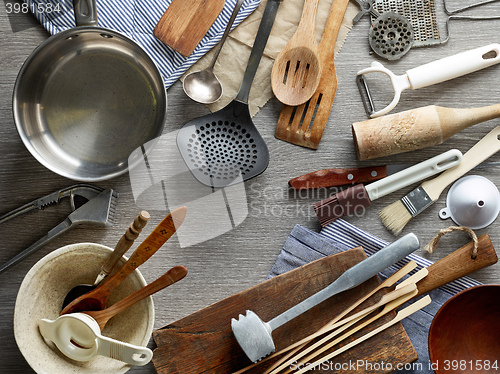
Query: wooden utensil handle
xmin=100 ymin=266 xmax=188 ymax=320
xmin=320 ymin=0 xmax=350 ymax=59
xmin=102 ymin=211 xmax=150 ymax=275
xmin=422 ymin=126 xmax=500 ymax=201
xmin=97 ymin=207 xmax=187 ymax=297
xmin=289 ymin=166 xmax=387 ymax=189
xmin=416 ymin=233 xmax=498 ymax=296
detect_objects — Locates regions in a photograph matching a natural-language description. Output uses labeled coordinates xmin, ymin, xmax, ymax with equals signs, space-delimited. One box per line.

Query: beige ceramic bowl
xmin=14 ymin=243 xmax=154 ymax=374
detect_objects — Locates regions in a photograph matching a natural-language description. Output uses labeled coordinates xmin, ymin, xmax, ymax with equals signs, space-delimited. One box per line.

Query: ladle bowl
xmin=182 ymin=0 xmax=245 ymax=104
xmin=428 ymin=284 xmax=500 ymax=374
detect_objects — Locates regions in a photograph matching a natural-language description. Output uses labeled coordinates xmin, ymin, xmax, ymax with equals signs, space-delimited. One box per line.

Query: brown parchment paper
xmin=181 ymin=0 xmax=359 ymax=116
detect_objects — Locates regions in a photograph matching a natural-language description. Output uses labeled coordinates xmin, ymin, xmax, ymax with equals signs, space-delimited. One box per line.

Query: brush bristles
xmin=379 ymin=200 xmax=412 ymax=236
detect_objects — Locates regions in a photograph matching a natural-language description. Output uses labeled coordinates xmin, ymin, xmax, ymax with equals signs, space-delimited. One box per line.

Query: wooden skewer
xmin=256 ymin=261 xmax=418 ymax=374
xmin=264 ymin=283 xmax=416 ymax=374
xmin=396 ymin=268 xmax=428 ymax=289
xmin=269 ymin=285 xmax=419 ymax=374
xmin=232 ymin=261 xmax=417 ymax=374
xmin=293 ymin=296 xmax=432 ymax=374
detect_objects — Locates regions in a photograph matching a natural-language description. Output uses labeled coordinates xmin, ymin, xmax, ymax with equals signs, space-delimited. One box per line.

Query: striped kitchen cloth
xmin=24 ymin=0 xmax=260 ymax=88
xmin=269 ymin=221 xmax=482 ymax=374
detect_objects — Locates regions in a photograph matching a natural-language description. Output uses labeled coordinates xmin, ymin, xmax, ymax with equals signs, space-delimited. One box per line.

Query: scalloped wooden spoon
xmin=271 ymin=0 xmax=322 ymax=106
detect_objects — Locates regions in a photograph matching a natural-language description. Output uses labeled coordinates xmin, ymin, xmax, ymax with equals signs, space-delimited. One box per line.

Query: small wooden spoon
xmin=85 ymin=265 xmax=188 ymax=330
xmin=271 ymin=0 xmax=322 ymax=106
xmin=60 ymin=206 xmax=187 ymax=315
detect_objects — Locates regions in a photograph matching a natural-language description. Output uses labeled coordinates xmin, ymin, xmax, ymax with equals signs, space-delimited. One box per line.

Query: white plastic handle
xmin=407 ymin=43 xmax=500 ymax=89
xmin=365 ymin=149 xmax=462 ymax=201
xmin=357 ymin=61 xmax=411 ymax=118
xmin=38 ymin=313 xmax=153 ymax=366
xmin=96 ymin=334 xmax=153 ymax=366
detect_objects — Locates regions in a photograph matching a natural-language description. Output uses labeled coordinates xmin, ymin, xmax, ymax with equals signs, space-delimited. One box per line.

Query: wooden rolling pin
xmin=352 ymin=104 xmax=500 ymax=160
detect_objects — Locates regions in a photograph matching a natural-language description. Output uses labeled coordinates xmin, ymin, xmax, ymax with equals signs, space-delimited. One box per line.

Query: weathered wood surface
xmin=152 ymin=248 xmax=417 ymax=374
xmin=1 ymin=1 xmax=500 ymax=373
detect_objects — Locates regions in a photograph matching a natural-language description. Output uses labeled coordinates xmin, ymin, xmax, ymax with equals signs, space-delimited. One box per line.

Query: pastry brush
xmin=380 ymin=126 xmax=500 ymax=235
xmin=313 ymin=149 xmax=462 ymax=226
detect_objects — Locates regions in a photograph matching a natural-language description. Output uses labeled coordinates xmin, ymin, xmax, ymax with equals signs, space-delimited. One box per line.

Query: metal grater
xmin=371 ymin=0 xmax=441 ymax=47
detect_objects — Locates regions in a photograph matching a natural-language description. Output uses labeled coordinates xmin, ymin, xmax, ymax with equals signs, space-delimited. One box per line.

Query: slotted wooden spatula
xmin=154 ymin=0 xmax=225 ymax=57
xmin=275 ymin=0 xmax=350 ymax=149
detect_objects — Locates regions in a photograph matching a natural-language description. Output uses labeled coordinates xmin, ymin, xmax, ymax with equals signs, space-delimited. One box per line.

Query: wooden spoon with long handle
xmin=271 ymin=0 xmax=322 ymax=106
xmin=275 ymin=0 xmax=350 ymax=149
xmin=60 ymin=206 xmax=187 ymax=315
xmin=85 ymin=265 xmax=188 ymax=331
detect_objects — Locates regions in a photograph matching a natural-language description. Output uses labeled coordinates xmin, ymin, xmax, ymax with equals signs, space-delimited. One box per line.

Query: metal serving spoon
xmin=182 ymin=0 xmax=245 ymax=104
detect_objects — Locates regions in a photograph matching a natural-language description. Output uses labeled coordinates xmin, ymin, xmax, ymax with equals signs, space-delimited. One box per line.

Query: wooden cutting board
xmin=153 ymin=0 xmax=225 ymax=57
xmin=152 ymin=247 xmax=417 ymax=373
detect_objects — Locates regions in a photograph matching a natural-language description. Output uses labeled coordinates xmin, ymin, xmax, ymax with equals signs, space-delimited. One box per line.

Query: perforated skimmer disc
xmin=177 ymin=100 xmax=269 ymax=188
xmin=369 ymin=12 xmax=414 ymax=60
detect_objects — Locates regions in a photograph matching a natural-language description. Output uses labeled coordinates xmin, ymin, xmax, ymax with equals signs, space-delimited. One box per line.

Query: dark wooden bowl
xmin=428 ymin=284 xmax=500 ymax=374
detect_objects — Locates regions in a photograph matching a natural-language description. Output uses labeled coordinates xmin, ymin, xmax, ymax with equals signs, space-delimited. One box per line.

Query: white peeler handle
xmin=365 ymin=149 xmax=462 ymax=201
xmin=407 ymin=43 xmax=500 ymax=89
xmin=96 ymin=334 xmax=153 ymax=366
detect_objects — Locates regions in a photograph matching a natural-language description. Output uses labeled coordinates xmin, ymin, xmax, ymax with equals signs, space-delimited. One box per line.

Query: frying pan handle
xmin=73 ymin=0 xmax=98 ymax=27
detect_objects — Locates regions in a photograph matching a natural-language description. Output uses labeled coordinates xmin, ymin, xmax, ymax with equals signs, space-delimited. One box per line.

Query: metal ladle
xmin=182 ymin=0 xmax=245 ymax=104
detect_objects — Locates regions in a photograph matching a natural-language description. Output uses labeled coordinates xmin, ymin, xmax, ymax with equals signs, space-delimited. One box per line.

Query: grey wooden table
xmin=1 ymin=1 xmax=500 ymax=373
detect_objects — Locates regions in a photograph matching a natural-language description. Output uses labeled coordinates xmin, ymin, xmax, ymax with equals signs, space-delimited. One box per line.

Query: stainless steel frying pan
xmin=13 ymin=0 xmax=167 ymax=181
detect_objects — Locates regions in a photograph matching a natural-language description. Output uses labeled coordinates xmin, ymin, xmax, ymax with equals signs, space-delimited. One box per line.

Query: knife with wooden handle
xmin=289 ymin=164 xmax=411 ymax=189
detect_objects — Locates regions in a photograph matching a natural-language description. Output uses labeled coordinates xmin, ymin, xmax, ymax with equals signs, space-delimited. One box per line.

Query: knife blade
xmin=289 ymin=164 xmax=411 ymax=189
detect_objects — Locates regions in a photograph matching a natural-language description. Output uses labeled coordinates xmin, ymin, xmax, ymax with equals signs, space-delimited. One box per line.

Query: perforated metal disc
xmin=369 ymin=12 xmax=414 ymax=60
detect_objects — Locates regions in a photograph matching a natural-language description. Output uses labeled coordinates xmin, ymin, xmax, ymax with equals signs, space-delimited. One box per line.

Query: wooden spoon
xmin=60 ymin=206 xmax=187 ymax=315
xmin=85 ymin=265 xmax=188 ymax=331
xmin=271 ymin=0 xmax=322 ymax=106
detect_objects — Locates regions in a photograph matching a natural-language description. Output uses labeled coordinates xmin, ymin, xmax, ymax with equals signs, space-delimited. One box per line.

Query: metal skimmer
xmin=177 ymin=0 xmax=282 ymax=188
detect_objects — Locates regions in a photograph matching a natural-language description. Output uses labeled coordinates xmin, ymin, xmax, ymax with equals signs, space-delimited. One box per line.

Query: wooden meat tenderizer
xmin=352 ymin=103 xmax=500 ymax=161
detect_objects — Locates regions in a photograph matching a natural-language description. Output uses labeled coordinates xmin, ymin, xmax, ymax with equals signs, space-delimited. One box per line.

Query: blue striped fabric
xmin=320 ymin=219 xmax=482 ymax=293
xmin=25 ymin=0 xmax=261 ymax=88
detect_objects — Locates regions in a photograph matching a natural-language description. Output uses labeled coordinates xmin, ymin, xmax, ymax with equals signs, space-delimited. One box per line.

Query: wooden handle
xmin=89 ymin=266 xmax=188 ymax=330
xmin=416 ymin=233 xmax=498 ymax=296
xmin=422 ymin=126 xmax=500 ymax=201
xmin=101 ymin=207 xmax=187 ymax=292
xmin=320 ymin=0 xmax=350 ymax=61
xmin=353 ymin=104 xmax=500 ymax=161
xmin=295 ymin=0 xmax=320 ymax=37
xmin=289 ymin=166 xmax=388 ymax=189
xmin=153 ymin=0 xmax=225 ymax=57
xmin=101 ymin=211 xmax=150 ymax=275
xmin=89 ymin=207 xmax=187 ymax=303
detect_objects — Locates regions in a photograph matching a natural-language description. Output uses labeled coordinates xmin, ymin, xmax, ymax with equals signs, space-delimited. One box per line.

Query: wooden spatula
xmin=275 ymin=0 xmax=350 ymax=149
xmin=154 ymin=0 xmax=225 ymax=57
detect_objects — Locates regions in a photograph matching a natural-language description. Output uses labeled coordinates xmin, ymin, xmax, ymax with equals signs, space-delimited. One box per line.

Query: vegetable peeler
xmin=0 ymin=184 xmax=118 ymax=275
xmin=357 ymin=43 xmax=500 ymax=118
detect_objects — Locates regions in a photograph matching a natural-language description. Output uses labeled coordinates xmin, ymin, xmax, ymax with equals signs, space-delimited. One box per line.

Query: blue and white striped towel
xmin=269 ymin=220 xmax=481 ymax=374
xmin=25 ymin=0 xmax=260 ymax=88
